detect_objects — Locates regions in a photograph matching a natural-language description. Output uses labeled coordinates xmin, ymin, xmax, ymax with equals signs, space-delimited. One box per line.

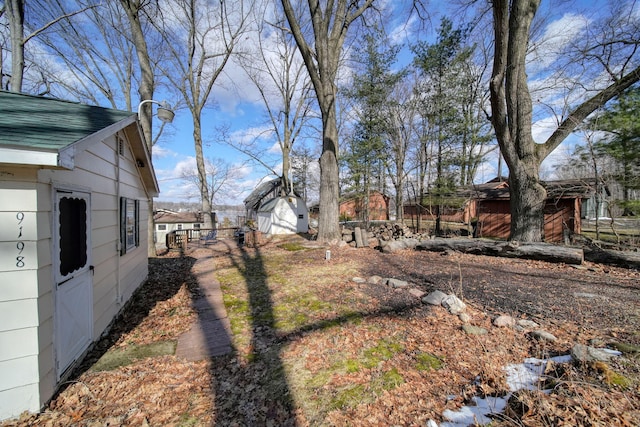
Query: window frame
xmin=120 ymin=197 xmax=139 ymax=255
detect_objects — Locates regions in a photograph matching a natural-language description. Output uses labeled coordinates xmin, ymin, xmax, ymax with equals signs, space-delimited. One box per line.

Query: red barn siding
xmin=475 ymin=199 xmax=580 ymax=242
xmin=340 ymin=192 xmax=390 ymax=221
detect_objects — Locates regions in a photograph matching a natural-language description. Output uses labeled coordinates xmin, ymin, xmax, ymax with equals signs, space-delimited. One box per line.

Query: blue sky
xmin=148 ymin=0 xmax=627 ymax=206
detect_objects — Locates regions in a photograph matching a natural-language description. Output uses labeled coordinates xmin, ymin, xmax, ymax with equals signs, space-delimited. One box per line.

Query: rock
xmin=529 ymin=330 xmax=557 ymax=342
xmin=442 ymin=294 xmax=466 ymax=315
xmin=342 ymin=229 xmax=354 ymax=243
xmin=517 ymin=319 xmax=539 ymax=329
xmin=571 ymin=344 xmax=619 ymax=363
xmin=380 ymin=240 xmax=407 ymax=253
xmin=408 ymin=288 xmax=426 ymax=299
xmin=352 ymin=277 xmax=366 ymax=283
xmin=422 ymin=290 xmax=448 ymax=306
xmin=458 ymin=312 xmax=471 ymax=323
xmin=462 ymin=325 xmax=488 ymax=335
xmin=387 ymin=278 xmax=410 ymax=289
xmin=367 ymin=275 xmax=383 ymax=285
xmin=493 ymin=315 xmax=516 ymax=328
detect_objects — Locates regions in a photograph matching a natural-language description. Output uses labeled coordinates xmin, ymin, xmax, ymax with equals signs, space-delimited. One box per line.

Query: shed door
xmin=54 ymin=190 xmax=92 ymax=379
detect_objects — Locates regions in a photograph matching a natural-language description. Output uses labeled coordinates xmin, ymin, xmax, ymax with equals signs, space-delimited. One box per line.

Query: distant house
xmin=0 ymin=91 xmax=159 ymax=420
xmin=470 ymin=179 xmax=604 ymax=242
xmin=339 ymin=191 xmax=390 ymax=221
xmin=403 ymin=178 xmax=602 ymax=243
xmin=154 ymin=209 xmax=216 ymax=245
xmin=244 ymin=177 xmax=309 ymax=235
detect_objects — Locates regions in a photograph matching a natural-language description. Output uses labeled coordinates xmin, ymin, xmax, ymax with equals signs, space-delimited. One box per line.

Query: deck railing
xmin=165 ymin=227 xmax=239 ymax=249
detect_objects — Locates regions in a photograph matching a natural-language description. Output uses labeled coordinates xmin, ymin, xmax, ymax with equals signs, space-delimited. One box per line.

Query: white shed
xmin=257 ymin=196 xmax=309 ymax=235
xmin=0 ymin=91 xmax=159 ymax=420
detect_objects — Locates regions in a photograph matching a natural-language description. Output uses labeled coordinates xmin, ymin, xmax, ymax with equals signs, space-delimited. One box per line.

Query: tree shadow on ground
xmin=203 ymin=239 xmax=428 ymax=425
xmin=207 ymin=241 xmax=298 ymax=426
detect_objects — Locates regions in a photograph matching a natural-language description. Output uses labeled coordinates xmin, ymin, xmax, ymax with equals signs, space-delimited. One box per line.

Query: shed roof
xmin=404 ymin=178 xmax=599 ymax=206
xmin=470 ymin=179 xmax=598 ymax=201
xmin=0 ymin=91 xmax=134 ymax=152
xmin=0 ymin=91 xmax=159 ymax=196
xmin=244 ymin=177 xmax=283 ymax=211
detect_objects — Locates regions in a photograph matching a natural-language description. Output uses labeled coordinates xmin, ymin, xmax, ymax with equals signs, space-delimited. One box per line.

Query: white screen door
xmin=54 ymin=189 xmax=92 ymax=379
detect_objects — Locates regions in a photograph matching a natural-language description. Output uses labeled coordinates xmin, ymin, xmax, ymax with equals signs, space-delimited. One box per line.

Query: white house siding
xmin=257 ymin=196 xmax=309 ymax=235
xmin=155 ymin=222 xmax=203 ymax=247
xmin=0 ymin=130 xmax=152 ymax=420
xmin=39 ymin=131 xmax=150 ymax=338
xmin=0 ymin=170 xmax=49 ymax=419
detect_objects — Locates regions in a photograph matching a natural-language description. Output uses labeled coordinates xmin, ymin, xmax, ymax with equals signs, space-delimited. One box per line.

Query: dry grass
xmin=4 ymin=236 xmax=639 ymax=426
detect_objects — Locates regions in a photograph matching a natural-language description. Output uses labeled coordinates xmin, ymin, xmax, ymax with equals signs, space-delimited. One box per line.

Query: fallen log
xmin=583 ymin=247 xmax=640 ymax=269
xmin=416 ymin=238 xmax=584 ymax=265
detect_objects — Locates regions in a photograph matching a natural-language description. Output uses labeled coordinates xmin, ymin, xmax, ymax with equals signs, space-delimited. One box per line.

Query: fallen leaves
xmin=3 ymin=238 xmax=640 ymax=426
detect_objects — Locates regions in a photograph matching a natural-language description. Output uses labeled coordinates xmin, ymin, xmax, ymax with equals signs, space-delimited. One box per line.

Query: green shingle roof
xmin=0 ymin=91 xmax=134 ymax=151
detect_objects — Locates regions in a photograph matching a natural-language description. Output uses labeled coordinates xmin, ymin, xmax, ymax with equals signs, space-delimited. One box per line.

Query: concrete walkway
xmin=175 ymin=252 xmax=233 ymax=361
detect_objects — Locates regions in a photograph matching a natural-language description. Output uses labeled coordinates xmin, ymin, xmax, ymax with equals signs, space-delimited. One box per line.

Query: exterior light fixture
xmin=137 ymin=99 xmax=175 ymax=124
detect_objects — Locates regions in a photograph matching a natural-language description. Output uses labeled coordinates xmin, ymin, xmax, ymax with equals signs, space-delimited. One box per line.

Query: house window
xmin=194 ymin=223 xmax=201 ymax=229
xmin=177 ymin=224 xmax=183 ymax=230
xmin=59 ymin=196 xmax=88 ymax=275
xmin=157 ymin=224 xmax=167 ymax=231
xmin=120 ymin=197 xmax=139 ymax=255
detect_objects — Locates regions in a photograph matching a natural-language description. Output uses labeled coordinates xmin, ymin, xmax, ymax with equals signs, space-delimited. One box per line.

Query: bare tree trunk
xmin=490 ymin=0 xmax=545 ymax=242
xmin=508 ymin=162 xmax=546 ymax=242
xmin=120 ymin=0 xmax=154 ymax=150
xmin=193 ymin=116 xmax=214 ymax=229
xmin=280 ymin=0 xmax=374 ymax=243
xmin=490 ymin=0 xmax=640 ymax=242
xmin=318 ymin=96 xmax=341 ymax=241
xmin=6 ymin=0 xmax=25 ymax=92
xmin=119 ymin=0 xmax=157 ymax=257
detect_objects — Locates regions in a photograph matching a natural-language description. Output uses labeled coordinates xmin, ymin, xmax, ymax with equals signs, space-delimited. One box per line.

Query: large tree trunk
xmin=317 ymin=94 xmax=341 ymax=242
xmin=280 ymin=0 xmax=373 ymax=244
xmin=490 ymin=0 xmax=544 ymax=243
xmin=193 ymin=117 xmax=214 ymax=229
xmin=508 ymin=160 xmax=546 ymax=242
xmin=7 ymin=0 xmax=25 ymax=92
xmin=489 ymin=0 xmax=640 ymax=243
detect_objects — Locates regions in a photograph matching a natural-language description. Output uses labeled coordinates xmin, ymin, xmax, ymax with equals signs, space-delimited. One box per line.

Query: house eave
xmin=0 ymin=146 xmax=65 ymax=168
xmin=0 ymin=116 xmax=139 ymax=171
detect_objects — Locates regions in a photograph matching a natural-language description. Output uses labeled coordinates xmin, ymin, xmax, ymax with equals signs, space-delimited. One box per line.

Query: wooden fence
xmin=165 ymin=227 xmax=239 ymax=249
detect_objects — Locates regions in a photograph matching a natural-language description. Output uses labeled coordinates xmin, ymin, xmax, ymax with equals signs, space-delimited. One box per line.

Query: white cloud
xmin=531 ymin=116 xmax=561 ymax=144
xmin=268 ymin=141 xmax=282 ymax=154
xmin=152 ymin=145 xmax=178 ymax=160
xmin=528 ymin=13 xmax=590 ymax=71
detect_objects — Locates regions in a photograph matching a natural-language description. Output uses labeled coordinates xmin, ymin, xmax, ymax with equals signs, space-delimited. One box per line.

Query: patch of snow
xmin=441 ymin=395 xmax=508 ymax=426
xmin=438 ymin=353 xmax=599 ymax=426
